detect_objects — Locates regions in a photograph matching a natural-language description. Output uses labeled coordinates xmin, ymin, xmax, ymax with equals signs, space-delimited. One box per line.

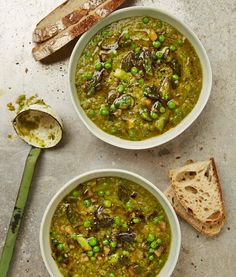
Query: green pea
xmin=57 ymin=243 xmax=64 ymax=251
xmin=110 ymin=241 xmax=117 ymax=248
xmin=95 ymin=62 xmax=103 ymax=71
xmin=139 ymin=78 xmax=145 ymax=86
xmin=88 ymin=237 xmax=97 ymax=246
xmin=109 ymin=273 xmax=115 ymax=277
xmin=125 ymin=201 xmax=133 ymax=210
xmin=100 ymin=106 xmax=110 ymax=116
xmin=87 ymin=250 xmax=94 ymax=257
xmin=150 ymin=241 xmax=158 ymax=249
xmin=152 ymin=216 xmax=160 ymax=224
xmin=84 ymin=72 xmax=93 ymax=80
xmin=71 ymin=233 xmax=78 ymax=240
xmin=157 ymin=238 xmax=162 ymax=244
xmin=167 ymin=100 xmax=176 ymax=109
xmin=117 ymin=84 xmax=125 ymax=93
xmin=147 ymin=233 xmax=155 ymax=242
xmin=177 ymin=38 xmax=184 ymax=45
xmin=104 ymin=200 xmax=112 ymax=208
xmin=169 ymin=45 xmax=176 ymax=52
xmin=102 ymin=239 xmax=109 ymax=245
xmin=124 ymin=33 xmax=130 ymax=40
xmin=158 ymin=34 xmax=165 ymax=42
xmin=159 ymin=259 xmax=164 ymax=265
xmin=150 ymin=112 xmax=158 ymax=119
xmin=83 ymin=199 xmax=91 ymax=208
xmin=98 ymin=190 xmax=105 ymax=197
xmin=122 ymin=250 xmax=129 ymax=256
xmin=111 ymin=127 xmax=117 ymax=134
xmin=131 ymin=67 xmax=138 ymax=75
xmin=155 ymin=51 xmax=163 ymax=59
xmin=159 ymin=107 xmax=166 ymax=113
xmin=114 ymin=216 xmax=121 ymax=225
xmin=172 ymin=74 xmax=179 ymax=81
xmin=90 ymin=256 xmax=96 ymax=262
xmin=149 ymin=255 xmax=155 ymax=261
xmin=93 ymin=246 xmax=100 ymax=253
xmin=149 ymin=248 xmax=155 ymax=254
xmin=153 ymin=40 xmax=161 ymax=48
xmin=142 ymin=16 xmax=150 ymax=24
xmin=133 ymin=217 xmax=140 ymax=224
xmin=105 ymin=62 xmax=112 ymax=70
xmin=83 ymin=220 xmax=91 ymax=228
xmin=71 ymin=190 xmax=79 ymax=198
xmin=105 ymin=191 xmax=111 ymax=196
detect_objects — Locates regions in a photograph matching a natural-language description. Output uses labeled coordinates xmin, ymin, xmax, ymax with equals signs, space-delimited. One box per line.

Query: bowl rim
xmin=68 ymin=6 xmax=212 ymax=149
xmin=40 ymin=169 xmax=181 ymax=277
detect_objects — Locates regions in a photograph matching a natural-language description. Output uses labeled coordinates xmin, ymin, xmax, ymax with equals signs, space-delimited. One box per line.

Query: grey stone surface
xmin=0 ymin=0 xmax=235 ymax=276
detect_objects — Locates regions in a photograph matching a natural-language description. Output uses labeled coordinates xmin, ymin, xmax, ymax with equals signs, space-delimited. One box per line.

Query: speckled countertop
xmin=0 ymin=0 xmax=236 ymax=276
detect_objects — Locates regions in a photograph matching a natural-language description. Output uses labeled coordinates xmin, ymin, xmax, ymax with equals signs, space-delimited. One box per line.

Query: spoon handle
xmin=0 ymin=147 xmax=42 ymax=276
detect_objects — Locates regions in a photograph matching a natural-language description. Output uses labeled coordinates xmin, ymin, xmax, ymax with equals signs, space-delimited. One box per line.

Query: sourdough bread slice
xmin=169 ymin=158 xmax=225 ymax=225
xmin=32 ymin=0 xmax=126 ymax=60
xmin=33 ymin=0 xmax=107 ymax=43
xmin=165 ymin=186 xmax=224 ymax=237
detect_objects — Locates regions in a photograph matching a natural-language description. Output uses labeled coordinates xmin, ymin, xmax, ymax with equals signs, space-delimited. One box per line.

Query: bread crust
xmin=32 ymin=0 xmax=126 ymax=60
xmin=169 ymin=159 xmax=225 ymax=224
xmin=165 ymin=186 xmax=225 ymax=237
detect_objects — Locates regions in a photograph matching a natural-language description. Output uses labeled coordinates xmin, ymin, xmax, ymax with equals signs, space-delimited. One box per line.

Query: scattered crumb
xmin=16 ymin=62 xmax=19 ymax=65
xmin=134 ymin=153 xmax=138 ymax=157
xmin=176 ymin=156 xmax=181 ymax=159
xmin=7 ymin=134 xmax=13 ymax=139
xmin=7 ymin=102 xmax=15 ymax=111
xmin=196 ymin=235 xmax=199 ymax=238
xmin=199 ymin=146 xmax=203 ymax=151
xmin=25 ymin=68 xmax=28 ymax=73
xmin=227 ymin=227 xmax=230 ymax=231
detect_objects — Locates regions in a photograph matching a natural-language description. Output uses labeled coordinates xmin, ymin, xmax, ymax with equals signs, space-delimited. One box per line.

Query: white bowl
xmin=40 ymin=169 xmax=181 ymax=277
xmin=69 ymin=7 xmax=212 ymax=149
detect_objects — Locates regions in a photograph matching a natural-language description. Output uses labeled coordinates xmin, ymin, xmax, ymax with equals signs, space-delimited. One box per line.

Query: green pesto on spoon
xmin=0 ymin=103 xmax=63 ymax=277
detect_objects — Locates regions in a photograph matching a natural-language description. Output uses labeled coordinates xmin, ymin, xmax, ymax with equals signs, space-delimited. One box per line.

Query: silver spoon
xmin=0 ymin=103 xmax=63 ymax=276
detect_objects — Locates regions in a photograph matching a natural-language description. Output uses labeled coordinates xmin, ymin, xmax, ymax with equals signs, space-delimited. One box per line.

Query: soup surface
xmin=75 ymin=16 xmax=202 ymax=141
xmin=50 ymin=177 xmax=171 ymax=276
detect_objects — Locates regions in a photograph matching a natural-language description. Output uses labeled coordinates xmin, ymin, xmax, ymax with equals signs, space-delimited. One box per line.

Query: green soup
xmin=75 ymin=16 xmax=202 ymax=141
xmin=50 ymin=177 xmax=171 ymax=276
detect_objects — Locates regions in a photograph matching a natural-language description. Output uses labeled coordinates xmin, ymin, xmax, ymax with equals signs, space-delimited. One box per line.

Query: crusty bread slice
xmin=32 ymin=0 xmax=126 ymax=60
xmin=165 ymin=186 xmax=224 ymax=237
xmin=33 ymin=0 xmax=107 ymax=43
xmin=169 ymin=158 xmax=225 ymax=225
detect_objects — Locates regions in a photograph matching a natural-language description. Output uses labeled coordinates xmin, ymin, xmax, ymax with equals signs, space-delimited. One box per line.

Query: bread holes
xmin=204 ymin=207 xmax=209 ymax=211
xmin=207 ymin=211 xmax=221 ymax=221
xmin=187 ymin=208 xmax=193 ymax=214
xmin=176 ymin=171 xmax=197 ymax=182
xmin=184 ymin=186 xmax=198 ymax=194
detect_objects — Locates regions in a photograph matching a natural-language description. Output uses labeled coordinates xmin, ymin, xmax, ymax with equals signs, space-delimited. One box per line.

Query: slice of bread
xmin=32 ymin=0 xmax=126 ymax=60
xmin=33 ymin=0 xmax=107 ymax=43
xmin=169 ymin=158 xmax=225 ymax=225
xmin=165 ymin=186 xmax=224 ymax=237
